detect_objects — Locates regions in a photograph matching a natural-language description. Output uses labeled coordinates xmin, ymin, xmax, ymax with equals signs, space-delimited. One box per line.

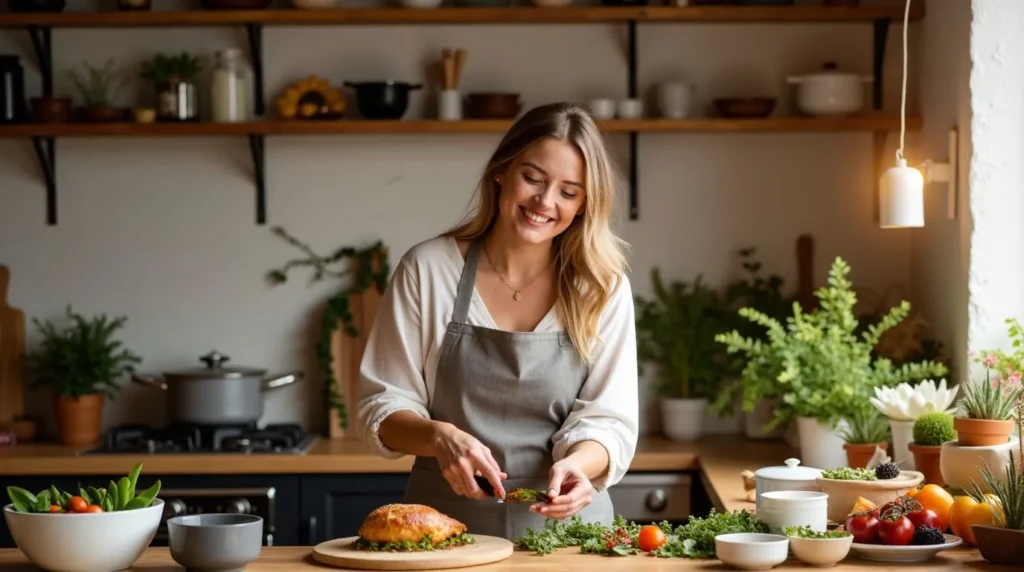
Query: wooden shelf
xmin=0 ymin=5 xmax=925 ymax=28
xmin=0 ymin=115 xmax=920 ymax=138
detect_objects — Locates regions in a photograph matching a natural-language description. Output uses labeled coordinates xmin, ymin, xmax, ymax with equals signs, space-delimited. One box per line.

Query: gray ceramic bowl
xmin=167 ymin=513 xmax=263 ymax=572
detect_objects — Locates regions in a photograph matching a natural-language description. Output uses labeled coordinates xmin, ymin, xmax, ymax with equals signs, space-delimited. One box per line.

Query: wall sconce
xmin=879 ymin=128 xmax=959 ymax=228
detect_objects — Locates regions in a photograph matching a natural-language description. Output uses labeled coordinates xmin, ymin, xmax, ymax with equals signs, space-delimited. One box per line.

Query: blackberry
xmin=875 ymin=462 xmax=901 ymax=480
xmin=912 ymin=526 xmax=945 ymax=545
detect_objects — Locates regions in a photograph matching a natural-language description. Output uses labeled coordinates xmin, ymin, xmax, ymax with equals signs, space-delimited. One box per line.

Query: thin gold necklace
xmin=482 ymin=243 xmax=549 ymax=301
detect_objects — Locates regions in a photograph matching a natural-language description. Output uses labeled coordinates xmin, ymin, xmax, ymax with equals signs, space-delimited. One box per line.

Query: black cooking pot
xmin=6 ymin=0 xmax=66 ymax=12
xmin=344 ymin=81 xmax=422 ymax=120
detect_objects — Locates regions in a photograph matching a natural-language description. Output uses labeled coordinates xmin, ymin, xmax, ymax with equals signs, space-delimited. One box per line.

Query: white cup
xmin=439 ymin=90 xmax=462 ymax=121
xmin=756 ymin=491 xmax=829 ymax=534
xmin=656 ymin=81 xmax=694 ymax=119
xmin=587 ymin=98 xmax=615 ymax=120
xmin=617 ymin=98 xmax=643 ymax=119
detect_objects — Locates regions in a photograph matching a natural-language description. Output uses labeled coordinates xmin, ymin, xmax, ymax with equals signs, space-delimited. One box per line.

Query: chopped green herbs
xmin=820 ymin=467 xmax=878 ymax=481
xmin=352 ymin=532 xmax=475 ymax=552
xmin=783 ymin=525 xmax=851 ymax=539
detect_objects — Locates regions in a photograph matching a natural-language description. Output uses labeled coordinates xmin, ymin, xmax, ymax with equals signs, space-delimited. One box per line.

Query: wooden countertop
xmin=0 ymin=435 xmax=791 ymax=513
xmin=0 ymin=545 xmax=996 ymax=571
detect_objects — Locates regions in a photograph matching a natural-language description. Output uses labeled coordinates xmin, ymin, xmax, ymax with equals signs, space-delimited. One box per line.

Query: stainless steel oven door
xmin=607 ymin=473 xmax=692 ymax=524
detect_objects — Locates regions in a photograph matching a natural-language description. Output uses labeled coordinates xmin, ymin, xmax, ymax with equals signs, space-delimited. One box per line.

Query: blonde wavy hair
xmin=442 ymin=102 xmax=630 ymax=363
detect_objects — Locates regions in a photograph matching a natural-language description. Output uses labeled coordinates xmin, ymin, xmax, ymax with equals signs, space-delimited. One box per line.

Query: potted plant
xmin=139 ymin=52 xmax=204 ymax=122
xmin=956 ymin=329 xmax=1024 ymax=446
xmin=65 ymin=58 xmax=129 ymax=122
xmin=716 ymin=257 xmax=948 ymax=469
xmin=28 ymin=305 xmax=142 ymax=447
xmin=909 ymin=411 xmax=956 ymax=486
xmin=869 ymin=378 xmax=958 ymax=470
xmin=710 ymin=246 xmax=794 ymax=439
xmin=635 ymin=267 xmax=735 ymax=442
xmin=840 ymin=404 xmax=891 ymax=468
xmin=971 ymin=396 xmax=1024 ymax=564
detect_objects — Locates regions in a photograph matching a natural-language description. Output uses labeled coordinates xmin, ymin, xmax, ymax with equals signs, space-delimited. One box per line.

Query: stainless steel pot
xmin=132 ymin=350 xmax=302 ymax=425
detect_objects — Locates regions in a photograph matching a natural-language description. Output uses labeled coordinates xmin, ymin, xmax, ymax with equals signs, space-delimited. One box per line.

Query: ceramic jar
xmin=757 ymin=491 xmax=829 ymax=533
xmin=753 ymin=458 xmax=823 ymax=512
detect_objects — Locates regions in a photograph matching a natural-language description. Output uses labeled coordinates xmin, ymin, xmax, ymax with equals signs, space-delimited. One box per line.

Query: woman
xmin=356 ymin=102 xmax=639 ymax=541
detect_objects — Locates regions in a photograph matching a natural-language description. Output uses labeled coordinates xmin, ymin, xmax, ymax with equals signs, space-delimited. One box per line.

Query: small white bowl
xmin=788 ymin=534 xmax=853 ymax=567
xmin=4 ymin=499 xmax=163 ymax=572
xmin=715 ymin=533 xmax=790 ymax=570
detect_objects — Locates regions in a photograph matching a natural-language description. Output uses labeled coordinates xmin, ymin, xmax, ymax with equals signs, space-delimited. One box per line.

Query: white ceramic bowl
xmin=788 ymin=535 xmax=853 ymax=567
xmin=715 ymin=533 xmax=790 ymax=570
xmin=758 ymin=490 xmax=829 ymax=534
xmin=4 ymin=499 xmax=163 ymax=572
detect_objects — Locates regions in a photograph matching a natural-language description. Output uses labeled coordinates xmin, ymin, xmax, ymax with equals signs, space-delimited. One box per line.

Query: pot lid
xmin=164 ymin=350 xmax=266 ymax=379
xmin=754 ymin=458 xmax=823 ymax=481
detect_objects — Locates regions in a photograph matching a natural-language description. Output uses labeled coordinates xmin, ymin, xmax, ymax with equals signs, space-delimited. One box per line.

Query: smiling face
xmin=493 ymin=136 xmax=587 ymax=247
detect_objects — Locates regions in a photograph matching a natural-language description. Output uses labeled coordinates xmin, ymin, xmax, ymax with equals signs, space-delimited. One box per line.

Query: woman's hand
xmin=432 ymin=423 xmax=506 ymax=500
xmin=531 ymin=459 xmax=593 ymax=519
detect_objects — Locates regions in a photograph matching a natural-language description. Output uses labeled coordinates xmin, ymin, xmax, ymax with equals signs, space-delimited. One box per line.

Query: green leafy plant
xmin=65 ymin=58 xmax=128 ymax=107
xmin=839 ymin=404 xmax=891 ymax=445
xmin=265 ymin=226 xmax=389 ymax=432
xmin=139 ymin=52 xmax=204 ymax=84
xmin=28 ymin=305 xmax=142 ymax=399
xmin=714 ymin=257 xmax=948 ymax=432
xmin=634 ymin=268 xmax=736 ymax=401
xmin=912 ymin=411 xmax=956 ymax=446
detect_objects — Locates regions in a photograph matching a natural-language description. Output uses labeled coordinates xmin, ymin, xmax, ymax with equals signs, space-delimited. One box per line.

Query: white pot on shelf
xmin=795 ymin=416 xmax=849 ymax=470
xmin=889 ymin=419 xmax=916 ymax=470
xmin=703 ymin=392 xmax=743 ymax=435
xmin=660 ymin=397 xmax=708 ymax=441
xmin=940 ymin=436 xmax=1020 ymax=494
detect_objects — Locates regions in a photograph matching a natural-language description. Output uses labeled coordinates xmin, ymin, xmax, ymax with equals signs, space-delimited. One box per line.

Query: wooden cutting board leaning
xmin=0 ymin=265 xmax=26 ymax=427
xmin=311 ymin=535 xmax=514 ymax=571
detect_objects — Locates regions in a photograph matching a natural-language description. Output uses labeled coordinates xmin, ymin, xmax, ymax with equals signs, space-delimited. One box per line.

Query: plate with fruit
xmin=844 ymin=493 xmax=962 ymax=562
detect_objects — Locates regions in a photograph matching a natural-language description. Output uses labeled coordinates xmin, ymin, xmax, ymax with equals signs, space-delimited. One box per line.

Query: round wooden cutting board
xmin=311 ymin=535 xmax=515 ymax=571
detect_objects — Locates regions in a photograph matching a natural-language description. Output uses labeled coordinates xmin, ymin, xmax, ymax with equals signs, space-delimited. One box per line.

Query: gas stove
xmin=80 ymin=422 xmax=316 ymax=455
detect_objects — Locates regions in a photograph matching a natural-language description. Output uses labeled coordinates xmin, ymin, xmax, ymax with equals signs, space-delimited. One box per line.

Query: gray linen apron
xmin=403 ymin=238 xmax=614 ymax=540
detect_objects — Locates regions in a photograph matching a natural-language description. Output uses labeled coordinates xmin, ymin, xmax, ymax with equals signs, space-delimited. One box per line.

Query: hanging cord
xmin=896 ymin=0 xmax=910 ymax=162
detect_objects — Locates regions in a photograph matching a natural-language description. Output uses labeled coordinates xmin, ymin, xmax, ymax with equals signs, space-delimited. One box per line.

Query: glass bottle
xmin=210 ymin=48 xmax=250 ymax=123
xmin=0 ymin=54 xmax=26 ymax=124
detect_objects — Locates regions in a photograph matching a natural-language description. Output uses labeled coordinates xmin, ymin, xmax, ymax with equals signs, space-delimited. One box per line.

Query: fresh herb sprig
xmin=820 ymin=467 xmax=878 ymax=481
xmin=783 ymin=525 xmax=851 ymax=539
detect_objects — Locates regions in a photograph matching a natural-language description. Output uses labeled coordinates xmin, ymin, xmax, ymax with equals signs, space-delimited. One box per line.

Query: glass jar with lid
xmin=210 ymin=48 xmax=250 ymax=123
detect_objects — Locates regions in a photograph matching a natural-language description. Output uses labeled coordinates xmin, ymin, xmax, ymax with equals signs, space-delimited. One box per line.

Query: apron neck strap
xmin=453 ymin=237 xmax=483 ymax=324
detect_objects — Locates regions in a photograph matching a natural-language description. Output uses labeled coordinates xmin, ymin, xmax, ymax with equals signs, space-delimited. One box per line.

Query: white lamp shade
xmin=879 ymin=158 xmax=925 ymax=228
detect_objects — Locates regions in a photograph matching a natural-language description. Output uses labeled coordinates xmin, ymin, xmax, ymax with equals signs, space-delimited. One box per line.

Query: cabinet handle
xmin=307 ymin=516 xmax=318 ymax=544
xmin=645 ymin=489 xmax=667 ymax=512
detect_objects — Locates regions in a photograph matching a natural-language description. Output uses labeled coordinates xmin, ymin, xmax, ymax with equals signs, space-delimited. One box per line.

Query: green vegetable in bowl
xmin=5 ymin=462 xmax=161 ymax=514
xmin=783 ymin=525 xmax=851 ymax=539
xmin=819 ymin=467 xmax=877 ymax=481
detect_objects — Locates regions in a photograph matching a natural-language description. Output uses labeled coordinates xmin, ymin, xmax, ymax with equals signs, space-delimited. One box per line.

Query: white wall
xmin=0 ymin=0 xmax=918 ymax=437
xmin=908 ymin=0 xmax=972 ymax=384
xmin=965 ymin=0 xmax=1024 ymax=359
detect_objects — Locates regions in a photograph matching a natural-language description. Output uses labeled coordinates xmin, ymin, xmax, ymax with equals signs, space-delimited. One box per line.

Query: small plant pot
xmin=53 ymin=393 xmax=105 ymax=448
xmin=908 ymin=442 xmax=944 ymax=486
xmin=77 ymin=105 xmax=128 ymax=123
xmin=843 ymin=442 xmax=887 ymax=469
xmin=953 ymin=416 xmax=1014 ymax=446
xmin=972 ymin=525 xmax=1024 ymax=565
xmin=30 ymin=97 xmax=71 ymax=123
xmin=660 ymin=397 xmax=707 ymax=441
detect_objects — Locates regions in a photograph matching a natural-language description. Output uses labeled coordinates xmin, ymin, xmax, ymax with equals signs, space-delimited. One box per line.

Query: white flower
xmin=869 ymin=379 xmax=959 ymax=421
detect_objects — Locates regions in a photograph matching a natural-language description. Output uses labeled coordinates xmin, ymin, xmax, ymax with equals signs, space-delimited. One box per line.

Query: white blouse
xmin=355 ymin=236 xmax=639 ymax=491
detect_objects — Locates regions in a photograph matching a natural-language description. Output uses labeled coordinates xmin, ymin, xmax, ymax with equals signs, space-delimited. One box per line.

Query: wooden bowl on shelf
xmin=31 ymin=97 xmax=71 ymax=123
xmin=465 ymin=92 xmax=521 ymax=119
xmin=77 ymin=106 xmax=130 ymax=123
xmin=713 ymin=97 xmax=777 ymax=118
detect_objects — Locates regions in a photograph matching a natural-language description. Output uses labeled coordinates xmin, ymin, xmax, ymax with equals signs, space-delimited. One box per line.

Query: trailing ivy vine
xmin=266 ymin=226 xmax=390 ymax=431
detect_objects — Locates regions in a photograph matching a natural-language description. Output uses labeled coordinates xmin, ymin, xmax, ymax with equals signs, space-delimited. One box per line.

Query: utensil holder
xmin=439 ymin=89 xmax=462 ymax=121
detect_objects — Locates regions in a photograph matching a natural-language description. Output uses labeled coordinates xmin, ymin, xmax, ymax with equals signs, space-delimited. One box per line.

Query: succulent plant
xmin=912 ymin=411 xmax=956 ymax=446
xmin=870 ymin=378 xmax=959 ymax=422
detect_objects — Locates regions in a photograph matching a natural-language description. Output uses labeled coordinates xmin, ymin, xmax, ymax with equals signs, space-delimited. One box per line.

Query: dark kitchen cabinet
xmin=298 ymin=474 xmax=409 ymax=545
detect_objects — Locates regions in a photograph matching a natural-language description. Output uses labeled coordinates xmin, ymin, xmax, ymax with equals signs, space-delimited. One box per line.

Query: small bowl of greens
xmin=3 ymin=463 xmax=162 ymax=572
xmin=784 ymin=526 xmax=853 ymax=567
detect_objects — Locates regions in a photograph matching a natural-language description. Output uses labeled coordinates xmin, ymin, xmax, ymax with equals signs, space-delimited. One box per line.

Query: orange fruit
xmin=850 ymin=496 xmax=878 ymax=515
xmin=913 ymin=484 xmax=955 ymax=531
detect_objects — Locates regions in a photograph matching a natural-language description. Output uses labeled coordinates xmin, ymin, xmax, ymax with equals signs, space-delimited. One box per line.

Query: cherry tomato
xmin=48 ymin=504 xmax=62 ymax=513
xmin=878 ymin=514 xmax=914 ymax=546
xmin=84 ymin=504 xmax=104 ymax=513
xmin=906 ymin=507 xmax=942 ymax=531
xmin=845 ymin=511 xmax=879 ymax=544
xmin=637 ymin=525 xmax=666 ymax=552
xmin=68 ymin=496 xmax=88 ymax=513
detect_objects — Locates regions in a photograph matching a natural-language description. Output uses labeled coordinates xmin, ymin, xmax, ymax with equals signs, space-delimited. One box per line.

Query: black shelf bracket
xmin=249 ymin=134 xmax=267 ymax=224
xmin=245 ymin=23 xmax=266 ymax=117
xmin=31 ymin=137 xmax=57 ymax=225
xmin=871 ymin=18 xmax=891 ymax=111
xmin=26 ymin=25 xmax=53 ymax=97
xmin=627 ymin=19 xmax=638 ymax=221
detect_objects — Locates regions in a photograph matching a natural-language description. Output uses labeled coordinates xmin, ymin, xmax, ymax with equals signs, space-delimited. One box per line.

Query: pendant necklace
xmin=483 ymin=244 xmax=548 ymax=301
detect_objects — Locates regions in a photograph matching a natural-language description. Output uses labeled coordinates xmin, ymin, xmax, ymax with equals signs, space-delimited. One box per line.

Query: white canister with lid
xmin=757 ymin=491 xmax=829 ymax=534
xmin=753 ymin=458 xmax=822 ymax=512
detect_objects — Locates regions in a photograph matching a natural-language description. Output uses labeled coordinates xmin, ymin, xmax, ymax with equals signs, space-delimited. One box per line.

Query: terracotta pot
xmin=908 ymin=442 xmax=944 ymax=486
xmin=973 ymin=525 xmax=1024 ymax=565
xmin=953 ymin=417 xmax=1014 ymax=446
xmin=53 ymin=393 xmax=104 ymax=447
xmin=77 ymin=106 xmax=129 ymax=123
xmin=844 ymin=442 xmax=887 ymax=469
xmin=30 ymin=97 xmax=71 ymax=123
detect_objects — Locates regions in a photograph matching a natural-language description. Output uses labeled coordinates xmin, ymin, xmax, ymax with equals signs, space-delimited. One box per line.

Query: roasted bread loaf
xmin=356 ymin=504 xmax=468 ymax=548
